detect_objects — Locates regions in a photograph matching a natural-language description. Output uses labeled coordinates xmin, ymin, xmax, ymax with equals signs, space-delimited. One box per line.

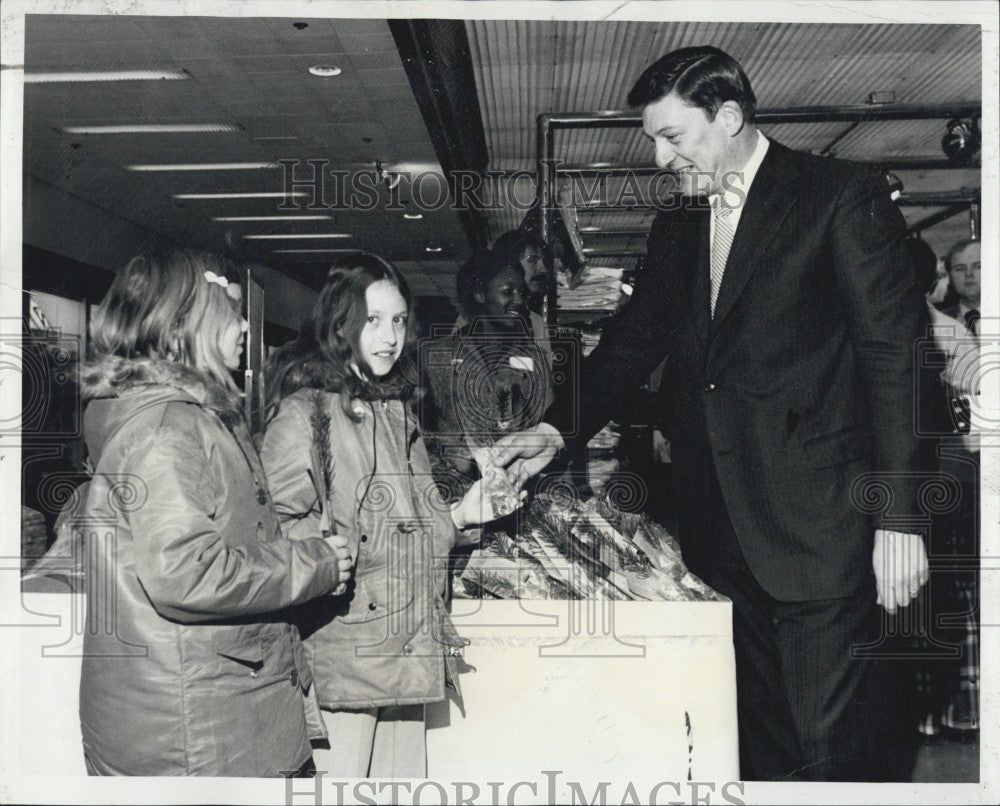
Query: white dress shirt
xmin=709 ymin=129 xmax=770 ymax=250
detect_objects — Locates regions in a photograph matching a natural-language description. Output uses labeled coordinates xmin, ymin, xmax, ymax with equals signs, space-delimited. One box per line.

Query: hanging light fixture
xmin=941 ymin=119 xmax=980 ymax=166
xmin=375 ymin=160 xmax=400 ymax=190
xmin=885 ymin=173 xmax=904 ymax=202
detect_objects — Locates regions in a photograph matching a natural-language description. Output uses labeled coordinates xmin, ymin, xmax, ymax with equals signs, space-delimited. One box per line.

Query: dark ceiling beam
xmin=389 ymin=19 xmax=490 ymax=254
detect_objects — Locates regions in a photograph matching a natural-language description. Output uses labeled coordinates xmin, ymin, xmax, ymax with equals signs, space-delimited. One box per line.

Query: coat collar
xmin=81 ymin=354 xmax=244 ymax=423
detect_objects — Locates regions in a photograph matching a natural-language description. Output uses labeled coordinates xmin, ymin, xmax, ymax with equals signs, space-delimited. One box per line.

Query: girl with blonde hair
xmin=79 ymin=249 xmax=351 ymax=776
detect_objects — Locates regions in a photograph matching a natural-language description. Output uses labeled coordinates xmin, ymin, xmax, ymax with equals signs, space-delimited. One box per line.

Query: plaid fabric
xmin=942 ymin=581 xmax=979 ymax=731
xmin=915 ymin=574 xmax=978 ymax=736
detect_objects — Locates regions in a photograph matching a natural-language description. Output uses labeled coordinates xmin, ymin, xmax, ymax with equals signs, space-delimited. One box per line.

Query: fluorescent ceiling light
xmin=244 ymin=233 xmax=352 ymax=240
xmin=59 ymin=123 xmax=240 ymax=135
xmin=424 ymin=246 xmax=443 ymax=253
xmin=174 ymin=191 xmax=308 ymax=200
xmin=271 ymin=249 xmax=359 ymax=254
xmin=213 ymin=215 xmax=331 ymax=222
xmin=24 ymin=69 xmax=191 ymax=83
xmin=124 ymin=162 xmax=280 ymax=172
xmin=403 ymin=213 xmax=423 ymax=220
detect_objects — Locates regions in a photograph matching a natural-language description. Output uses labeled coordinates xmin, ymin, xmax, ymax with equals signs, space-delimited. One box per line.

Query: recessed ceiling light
xmin=24 ymin=69 xmax=191 ymax=83
xmin=309 ymin=65 xmax=342 ymax=77
xmin=58 ymin=123 xmax=240 ymax=135
xmin=403 ymin=213 xmax=423 ymax=220
xmin=174 ymin=191 xmax=308 ymax=200
xmin=124 ymin=162 xmax=280 ymax=172
xmin=244 ymin=233 xmax=353 ymax=240
xmin=424 ymin=245 xmax=443 ymax=253
xmin=213 ymin=215 xmax=332 ymax=222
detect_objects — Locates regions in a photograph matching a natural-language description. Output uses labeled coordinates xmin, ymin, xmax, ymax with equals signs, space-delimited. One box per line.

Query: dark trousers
xmin=705 ymin=470 xmax=891 ymax=781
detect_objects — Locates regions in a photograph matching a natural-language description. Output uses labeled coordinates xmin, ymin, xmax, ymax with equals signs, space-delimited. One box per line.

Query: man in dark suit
xmin=498 ymin=46 xmax=934 ymax=781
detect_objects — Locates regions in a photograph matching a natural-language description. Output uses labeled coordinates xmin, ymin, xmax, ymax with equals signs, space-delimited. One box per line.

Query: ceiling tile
xmin=337 ymin=32 xmax=399 ymax=54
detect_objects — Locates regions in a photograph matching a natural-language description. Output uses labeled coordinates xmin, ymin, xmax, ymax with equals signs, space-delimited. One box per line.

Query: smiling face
xmin=477 ymin=265 xmax=528 ymax=332
xmin=642 ymin=92 xmax=738 ymax=197
xmin=358 ymin=279 xmax=408 ymax=377
xmin=948 ymin=241 xmax=981 ymax=308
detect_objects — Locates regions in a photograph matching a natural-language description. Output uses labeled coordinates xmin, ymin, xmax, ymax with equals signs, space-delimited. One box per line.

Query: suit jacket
xmin=559 ymin=140 xmax=934 ymax=601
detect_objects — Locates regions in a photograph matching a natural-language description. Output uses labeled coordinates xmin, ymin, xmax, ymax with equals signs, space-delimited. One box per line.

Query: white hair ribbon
xmin=204 ymin=270 xmax=230 ymax=288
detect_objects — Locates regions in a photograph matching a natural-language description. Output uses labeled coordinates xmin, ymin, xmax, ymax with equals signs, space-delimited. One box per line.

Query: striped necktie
xmin=965 ymin=308 xmax=979 ymax=336
xmin=710 ymin=196 xmax=736 ymax=317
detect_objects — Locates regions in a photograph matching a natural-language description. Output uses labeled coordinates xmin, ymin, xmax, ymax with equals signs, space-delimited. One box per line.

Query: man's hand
xmin=873 ymin=529 xmax=929 ymax=613
xmin=493 ymin=423 xmax=565 ymax=487
xmin=325 ymin=532 xmax=354 ymax=597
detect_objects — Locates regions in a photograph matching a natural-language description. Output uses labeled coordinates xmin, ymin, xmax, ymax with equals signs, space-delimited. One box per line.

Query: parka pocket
xmin=214 ymin=635 xmax=265 ymax=676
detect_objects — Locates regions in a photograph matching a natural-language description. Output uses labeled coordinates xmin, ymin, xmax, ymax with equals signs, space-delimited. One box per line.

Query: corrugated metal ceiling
xmin=468 ymin=20 xmax=982 ymax=254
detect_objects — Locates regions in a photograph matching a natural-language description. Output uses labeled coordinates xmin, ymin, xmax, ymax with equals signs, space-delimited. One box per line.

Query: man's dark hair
xmin=626 ymin=45 xmax=757 ymax=123
xmin=455 ymin=251 xmax=488 ymax=317
xmin=492 ymin=229 xmax=544 ymax=266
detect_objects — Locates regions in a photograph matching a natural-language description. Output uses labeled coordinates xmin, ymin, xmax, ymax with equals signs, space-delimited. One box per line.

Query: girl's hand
xmin=451 ymin=462 xmax=527 ymax=529
xmin=324 ymin=532 xmax=355 ymax=596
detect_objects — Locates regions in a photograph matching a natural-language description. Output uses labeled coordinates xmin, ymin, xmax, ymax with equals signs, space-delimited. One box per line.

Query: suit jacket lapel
xmin=710 ymin=141 xmax=800 ymax=333
xmin=665 ymin=200 xmax=711 ymax=347
xmin=688 ymin=206 xmax=712 ymax=346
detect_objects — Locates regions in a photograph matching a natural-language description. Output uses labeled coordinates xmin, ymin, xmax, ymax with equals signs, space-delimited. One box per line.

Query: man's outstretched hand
xmin=494 ymin=423 xmax=565 ymax=487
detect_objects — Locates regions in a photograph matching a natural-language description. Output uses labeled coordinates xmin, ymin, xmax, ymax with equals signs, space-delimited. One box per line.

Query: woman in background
xmin=421 ymin=248 xmax=555 ymax=487
xmin=261 ymin=252 xmax=517 ymax=777
xmin=79 ymin=250 xmax=351 ymax=776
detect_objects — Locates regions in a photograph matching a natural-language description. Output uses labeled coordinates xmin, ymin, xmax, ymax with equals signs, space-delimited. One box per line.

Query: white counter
xmin=4 ymin=593 xmax=737 ymax=804
xmin=427 ymin=599 xmax=739 ymax=786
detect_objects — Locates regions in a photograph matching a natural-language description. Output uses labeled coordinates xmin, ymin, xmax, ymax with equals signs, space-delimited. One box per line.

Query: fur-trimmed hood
xmin=81 ymin=355 xmax=244 ymax=465
xmin=279 ymin=356 xmax=416 ymax=403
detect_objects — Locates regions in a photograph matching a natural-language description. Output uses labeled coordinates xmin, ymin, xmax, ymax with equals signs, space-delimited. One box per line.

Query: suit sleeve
xmin=124 ymin=423 xmax=339 ymax=622
xmin=829 ymin=166 xmax=935 ymax=516
xmin=548 ymin=215 xmax=676 ymax=452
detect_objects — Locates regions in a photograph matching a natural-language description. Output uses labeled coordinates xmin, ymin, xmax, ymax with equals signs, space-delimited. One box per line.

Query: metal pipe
xmin=581 ymin=229 xmax=652 ymax=237
xmin=537 ymin=114 xmax=558 ymax=329
xmin=582 ymin=250 xmax=647 ymax=258
xmin=538 ymin=157 xmax=974 ymax=177
xmin=908 ymin=204 xmax=971 ymax=234
xmin=819 ymin=120 xmax=863 ymax=157
xmin=545 ymin=102 xmax=981 ymax=129
xmin=897 ymin=191 xmax=980 ymax=207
